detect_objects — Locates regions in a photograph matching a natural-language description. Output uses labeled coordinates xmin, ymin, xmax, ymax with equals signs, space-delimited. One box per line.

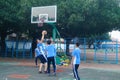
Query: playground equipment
xmin=31 ymin=5 xmax=66 ymax=64
xmin=31 ymin=5 xmax=60 ymax=41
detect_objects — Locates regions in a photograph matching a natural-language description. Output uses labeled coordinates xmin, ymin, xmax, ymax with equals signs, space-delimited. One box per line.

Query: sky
xmin=109 ymin=30 xmax=120 ymax=41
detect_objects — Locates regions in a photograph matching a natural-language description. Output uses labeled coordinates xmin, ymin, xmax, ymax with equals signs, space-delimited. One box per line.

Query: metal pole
xmin=84 ymin=38 xmax=86 ymax=62
xmin=52 ymin=27 xmax=56 ymax=42
xmin=116 ymin=40 xmax=118 ymax=64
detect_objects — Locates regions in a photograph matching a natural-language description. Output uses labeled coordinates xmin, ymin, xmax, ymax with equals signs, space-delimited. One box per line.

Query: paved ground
xmin=0 ymin=58 xmax=120 ymax=80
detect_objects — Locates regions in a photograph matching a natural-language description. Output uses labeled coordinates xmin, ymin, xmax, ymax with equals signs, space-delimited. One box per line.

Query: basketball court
xmin=0 ymin=58 xmax=120 ymax=80
xmin=1 ymin=5 xmax=120 ymax=80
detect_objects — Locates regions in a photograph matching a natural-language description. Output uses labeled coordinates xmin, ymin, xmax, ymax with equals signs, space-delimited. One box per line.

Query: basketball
xmin=42 ymin=30 xmax=47 ymax=35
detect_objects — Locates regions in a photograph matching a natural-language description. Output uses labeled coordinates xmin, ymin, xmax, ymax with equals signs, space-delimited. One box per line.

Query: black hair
xmin=36 ymin=38 xmax=40 ymax=41
xmin=76 ymin=42 xmax=80 ymax=47
xmin=47 ymin=39 xmax=51 ymax=45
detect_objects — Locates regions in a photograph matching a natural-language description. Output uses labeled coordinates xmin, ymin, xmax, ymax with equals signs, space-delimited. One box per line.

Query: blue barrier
xmin=5 ymin=40 xmax=32 ymax=58
xmin=94 ymin=40 xmax=119 ymax=64
xmin=3 ymin=39 xmax=119 ymax=64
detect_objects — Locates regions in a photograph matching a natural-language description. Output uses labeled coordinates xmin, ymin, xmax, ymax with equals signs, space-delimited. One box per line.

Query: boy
xmin=46 ymin=39 xmax=56 ymax=76
xmin=37 ymin=30 xmax=48 ymax=73
xmin=34 ymin=39 xmax=41 ymax=67
xmin=71 ymin=43 xmax=81 ymax=80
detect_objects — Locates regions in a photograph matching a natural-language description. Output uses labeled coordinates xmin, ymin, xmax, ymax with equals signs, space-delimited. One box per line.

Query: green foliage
xmin=87 ymin=33 xmax=110 ymax=48
xmin=59 ymin=53 xmax=70 ymax=64
xmin=0 ymin=0 xmax=120 ymax=37
xmin=0 ymin=0 xmax=25 ymax=34
xmin=0 ymin=0 xmax=120 ymax=53
xmin=0 ymin=0 xmax=120 ymax=39
xmin=57 ymin=0 xmax=120 ymax=37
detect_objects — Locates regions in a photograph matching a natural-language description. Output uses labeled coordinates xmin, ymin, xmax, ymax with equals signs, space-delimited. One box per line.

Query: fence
xmin=94 ymin=40 xmax=119 ymax=64
xmin=55 ymin=38 xmax=119 ymax=64
xmin=4 ymin=40 xmax=32 ymax=58
xmin=0 ymin=38 xmax=119 ymax=64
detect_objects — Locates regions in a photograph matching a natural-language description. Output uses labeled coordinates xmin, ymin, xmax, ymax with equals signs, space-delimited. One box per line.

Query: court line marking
xmin=59 ymin=77 xmax=73 ymax=80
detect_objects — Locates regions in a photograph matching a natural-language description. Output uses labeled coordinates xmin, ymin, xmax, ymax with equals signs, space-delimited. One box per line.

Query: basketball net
xmin=38 ymin=19 xmax=44 ymax=27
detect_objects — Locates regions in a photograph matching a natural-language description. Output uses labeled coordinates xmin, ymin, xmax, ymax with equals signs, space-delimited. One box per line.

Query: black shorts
xmin=38 ymin=55 xmax=47 ymax=64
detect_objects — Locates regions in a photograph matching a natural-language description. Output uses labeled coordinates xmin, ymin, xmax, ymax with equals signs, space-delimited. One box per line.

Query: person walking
xmin=71 ymin=43 xmax=81 ymax=80
xmin=45 ymin=39 xmax=56 ymax=76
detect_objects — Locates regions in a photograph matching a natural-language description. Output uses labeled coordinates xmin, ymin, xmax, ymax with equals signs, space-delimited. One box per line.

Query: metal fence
xmin=4 ymin=40 xmax=32 ymax=58
xmin=94 ymin=40 xmax=119 ymax=64
xmin=57 ymin=38 xmax=119 ymax=64
xmin=0 ymin=38 xmax=119 ymax=64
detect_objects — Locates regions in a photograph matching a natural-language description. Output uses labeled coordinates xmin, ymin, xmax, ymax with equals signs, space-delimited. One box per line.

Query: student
xmin=46 ymin=39 xmax=56 ymax=76
xmin=34 ymin=39 xmax=40 ymax=67
xmin=71 ymin=43 xmax=81 ymax=80
xmin=34 ymin=45 xmax=40 ymax=67
xmin=37 ymin=30 xmax=48 ymax=73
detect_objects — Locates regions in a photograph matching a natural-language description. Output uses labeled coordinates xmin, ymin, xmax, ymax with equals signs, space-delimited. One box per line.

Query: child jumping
xmin=36 ymin=30 xmax=48 ymax=73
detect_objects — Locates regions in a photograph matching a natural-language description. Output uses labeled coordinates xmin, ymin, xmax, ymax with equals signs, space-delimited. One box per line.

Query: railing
xmin=0 ymin=38 xmax=119 ymax=64
xmin=5 ymin=40 xmax=32 ymax=58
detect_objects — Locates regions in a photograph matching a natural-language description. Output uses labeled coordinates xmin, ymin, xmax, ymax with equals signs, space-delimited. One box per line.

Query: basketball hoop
xmin=38 ymin=19 xmax=44 ymax=27
xmin=31 ymin=5 xmax=57 ymax=24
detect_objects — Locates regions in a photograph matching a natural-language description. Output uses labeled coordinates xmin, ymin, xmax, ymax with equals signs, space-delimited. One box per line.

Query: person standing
xmin=71 ymin=43 xmax=81 ymax=80
xmin=46 ymin=39 xmax=56 ymax=76
xmin=34 ymin=39 xmax=41 ymax=67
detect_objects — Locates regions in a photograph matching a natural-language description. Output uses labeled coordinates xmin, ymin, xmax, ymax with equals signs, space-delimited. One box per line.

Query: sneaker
xmin=73 ymin=79 xmax=76 ymax=80
xmin=44 ymin=71 xmax=47 ymax=74
xmin=38 ymin=71 xmax=42 ymax=74
xmin=53 ymin=72 xmax=56 ymax=76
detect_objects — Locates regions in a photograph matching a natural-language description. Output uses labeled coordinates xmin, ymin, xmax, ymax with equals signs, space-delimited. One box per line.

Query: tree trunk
xmin=0 ymin=31 xmax=7 ymax=55
xmin=66 ymin=38 xmax=71 ymax=56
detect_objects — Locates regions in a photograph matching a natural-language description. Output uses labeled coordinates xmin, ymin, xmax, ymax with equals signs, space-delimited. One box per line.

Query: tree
xmin=87 ymin=33 xmax=110 ymax=48
xmin=56 ymin=0 xmax=120 ymax=53
xmin=0 ymin=0 xmax=22 ymax=53
xmin=0 ymin=0 xmax=120 ymax=54
xmin=0 ymin=0 xmax=33 ymax=53
xmin=57 ymin=0 xmax=120 ymax=38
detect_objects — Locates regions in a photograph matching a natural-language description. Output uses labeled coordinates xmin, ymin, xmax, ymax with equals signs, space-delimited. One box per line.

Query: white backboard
xmin=31 ymin=5 xmax=57 ymax=23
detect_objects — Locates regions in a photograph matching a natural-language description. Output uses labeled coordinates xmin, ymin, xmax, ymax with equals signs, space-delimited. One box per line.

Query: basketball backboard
xmin=31 ymin=5 xmax=57 ymax=23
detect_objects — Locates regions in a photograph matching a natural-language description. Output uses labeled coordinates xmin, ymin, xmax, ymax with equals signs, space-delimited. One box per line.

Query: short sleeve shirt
xmin=72 ymin=48 xmax=81 ymax=64
xmin=46 ymin=44 xmax=56 ymax=58
xmin=37 ymin=43 xmax=45 ymax=55
xmin=35 ymin=48 xmax=40 ymax=57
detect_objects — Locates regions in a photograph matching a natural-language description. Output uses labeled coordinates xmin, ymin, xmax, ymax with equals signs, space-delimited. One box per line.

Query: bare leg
xmin=39 ymin=63 xmax=43 ymax=73
xmin=44 ymin=62 xmax=47 ymax=73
